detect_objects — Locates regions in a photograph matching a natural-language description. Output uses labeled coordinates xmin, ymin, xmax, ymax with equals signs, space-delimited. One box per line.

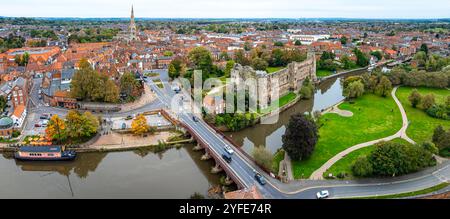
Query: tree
xmin=422 ymin=94 xmax=436 ymax=110
xmin=294 ymin=40 xmax=302 ymax=46
xmin=131 ymin=114 xmax=150 ymax=136
xmin=251 ymin=57 xmax=269 ymax=71
xmin=408 ymin=89 xmax=422 ymax=108
xmin=340 ymin=55 xmax=356 ymax=70
xmin=190 ymin=193 xmax=205 ymax=199
xmin=252 ymin=146 xmax=275 ymax=172
xmin=351 ymin=156 xmax=373 ymax=177
xmin=46 ymin=115 xmax=66 ymax=143
xmin=353 ymin=48 xmax=369 ymax=67
xmin=188 ymin=47 xmax=213 ymax=76
xmin=420 ymin=43 xmax=429 ymax=55
xmin=422 ymin=141 xmax=439 ymax=155
xmin=120 ymin=72 xmax=139 ymax=98
xmin=244 ymin=41 xmax=252 ymax=51
xmin=340 ymin=36 xmax=348 ymax=45
xmin=224 ymin=60 xmax=235 ymax=78
xmin=368 ymin=141 xmax=435 ymax=177
xmin=432 ymin=125 xmax=446 ymax=145
xmin=375 ymin=76 xmax=392 ymax=97
xmin=234 ymin=49 xmax=250 ymax=66
xmin=370 ymin=51 xmax=383 ymax=61
xmin=0 ymin=96 xmax=6 ymax=112
xmin=168 ymin=58 xmax=186 ymax=79
xmin=65 ymin=110 xmax=84 ymax=139
xmin=274 ymin=41 xmax=284 ymax=47
xmin=104 ymin=80 xmax=120 ymax=103
xmin=446 ymin=96 xmax=450 ymax=109
xmin=300 ymin=78 xmax=314 ymax=100
xmin=282 ymin=114 xmax=318 ymax=161
xmin=343 ymin=81 xmax=365 ymax=99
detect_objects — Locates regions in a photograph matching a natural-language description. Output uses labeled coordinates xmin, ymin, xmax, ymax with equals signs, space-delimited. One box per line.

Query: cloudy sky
xmin=0 ymin=0 xmax=449 ymax=19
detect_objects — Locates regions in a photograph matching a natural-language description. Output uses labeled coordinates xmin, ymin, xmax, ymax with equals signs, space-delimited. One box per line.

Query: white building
xmin=289 ymin=34 xmax=331 ymax=45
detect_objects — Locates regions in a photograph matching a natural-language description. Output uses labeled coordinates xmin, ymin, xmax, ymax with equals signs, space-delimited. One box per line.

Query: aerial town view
xmin=0 ymin=0 xmax=449 ymax=204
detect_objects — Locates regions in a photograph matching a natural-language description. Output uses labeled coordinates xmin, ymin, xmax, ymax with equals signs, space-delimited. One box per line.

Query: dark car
xmin=34 ymin=123 xmax=42 ymax=128
xmin=40 ymin=115 xmax=50 ymax=120
xmin=125 ymin=115 xmax=133 ymax=120
xmin=192 ymin=116 xmax=199 ymax=122
xmin=254 ymin=173 xmax=267 ymax=186
xmin=222 ymin=153 xmax=232 ymax=163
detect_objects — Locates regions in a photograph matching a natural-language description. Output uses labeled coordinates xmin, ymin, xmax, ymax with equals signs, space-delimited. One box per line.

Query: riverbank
xmin=0 ymin=131 xmax=193 ymax=153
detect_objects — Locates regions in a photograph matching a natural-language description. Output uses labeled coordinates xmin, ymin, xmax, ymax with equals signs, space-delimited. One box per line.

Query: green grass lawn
xmin=323 ymin=138 xmax=410 ymax=179
xmin=266 ymin=66 xmax=286 ymax=74
xmin=316 ymin=69 xmax=335 ymax=77
xmin=396 ymin=87 xmax=450 ymax=144
xmin=292 ymin=94 xmax=403 ymax=179
xmin=259 ymin=92 xmax=297 ymax=114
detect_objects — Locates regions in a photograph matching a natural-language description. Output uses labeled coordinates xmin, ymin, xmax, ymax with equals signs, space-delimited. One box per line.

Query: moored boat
xmin=14 ymin=146 xmax=76 ymax=161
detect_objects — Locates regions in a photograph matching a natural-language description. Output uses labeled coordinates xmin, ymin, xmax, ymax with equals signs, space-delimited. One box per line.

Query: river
xmin=228 ymin=75 xmax=349 ymax=154
xmin=0 ymin=146 xmax=222 ymax=198
xmin=0 ymin=72 xmax=358 ymax=198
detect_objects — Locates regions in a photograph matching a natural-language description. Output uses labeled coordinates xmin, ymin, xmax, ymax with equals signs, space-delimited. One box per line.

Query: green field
xmin=260 ymin=92 xmax=297 ymax=114
xmin=292 ymin=94 xmax=403 ymax=179
xmin=396 ymin=87 xmax=450 ymax=144
xmin=316 ymin=69 xmax=335 ymax=77
xmin=323 ymin=138 xmax=410 ymax=179
xmin=266 ymin=66 xmax=286 ymax=74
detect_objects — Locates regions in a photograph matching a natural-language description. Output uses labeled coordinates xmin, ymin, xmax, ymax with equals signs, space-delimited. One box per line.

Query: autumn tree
xmin=251 ymin=57 xmax=269 ymax=71
xmin=131 ymin=114 xmax=151 ymax=136
xmin=168 ymin=58 xmax=186 ymax=79
xmin=104 ymin=80 xmax=120 ymax=103
xmin=120 ymin=72 xmax=139 ymax=98
xmin=46 ymin=115 xmax=67 ymax=143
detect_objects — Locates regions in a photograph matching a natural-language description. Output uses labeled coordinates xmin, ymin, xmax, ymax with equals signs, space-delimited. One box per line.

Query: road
xmin=147 ymin=77 xmax=449 ymax=199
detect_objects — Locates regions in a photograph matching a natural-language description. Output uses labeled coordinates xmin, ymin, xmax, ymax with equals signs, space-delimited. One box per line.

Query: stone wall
xmin=231 ymin=53 xmax=316 ymax=106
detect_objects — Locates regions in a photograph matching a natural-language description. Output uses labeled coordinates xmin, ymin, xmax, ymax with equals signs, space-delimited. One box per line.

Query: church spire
xmin=129 ymin=4 xmax=137 ymax=41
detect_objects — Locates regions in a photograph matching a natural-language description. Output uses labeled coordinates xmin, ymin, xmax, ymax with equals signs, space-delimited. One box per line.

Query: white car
xmin=224 ymin=145 xmax=234 ymax=155
xmin=316 ymin=190 xmax=330 ymax=199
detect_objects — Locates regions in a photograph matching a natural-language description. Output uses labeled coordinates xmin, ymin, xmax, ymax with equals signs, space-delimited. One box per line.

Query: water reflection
xmin=229 ymin=76 xmax=347 ymax=154
xmin=0 ymin=145 xmax=221 ymax=198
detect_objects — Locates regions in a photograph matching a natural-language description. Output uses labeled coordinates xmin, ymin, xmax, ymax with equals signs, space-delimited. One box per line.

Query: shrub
xmin=422 ymin=141 xmax=439 ymax=155
xmin=352 ymin=156 xmax=373 ymax=177
xmin=426 ymin=105 xmax=449 ymax=120
xmin=408 ymin=89 xmax=422 ymax=108
xmin=252 ymin=146 xmax=275 ymax=172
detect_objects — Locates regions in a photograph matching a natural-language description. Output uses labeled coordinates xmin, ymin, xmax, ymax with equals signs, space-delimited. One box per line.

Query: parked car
xmin=192 ymin=116 xmax=199 ymax=122
xmin=316 ymin=190 xmax=330 ymax=199
xmin=254 ymin=173 xmax=267 ymax=186
xmin=125 ymin=115 xmax=133 ymax=120
xmin=222 ymin=153 xmax=232 ymax=163
xmin=224 ymin=145 xmax=234 ymax=155
xmin=34 ymin=123 xmax=42 ymax=128
xmin=40 ymin=115 xmax=50 ymax=120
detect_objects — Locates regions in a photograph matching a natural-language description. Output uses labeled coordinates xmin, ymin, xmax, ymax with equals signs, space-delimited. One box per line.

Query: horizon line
xmin=1 ymin=16 xmax=450 ymax=20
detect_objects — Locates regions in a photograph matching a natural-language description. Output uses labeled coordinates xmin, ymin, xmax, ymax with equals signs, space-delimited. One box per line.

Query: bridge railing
xmin=178 ymin=121 xmax=247 ymax=189
xmin=204 ymin=122 xmax=279 ymax=180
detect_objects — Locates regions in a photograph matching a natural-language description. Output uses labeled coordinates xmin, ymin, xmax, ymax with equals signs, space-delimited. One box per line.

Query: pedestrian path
xmin=310 ymin=86 xmax=415 ymax=180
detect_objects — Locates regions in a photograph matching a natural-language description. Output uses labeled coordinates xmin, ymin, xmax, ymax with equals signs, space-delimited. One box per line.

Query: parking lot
xmin=111 ymin=114 xmax=172 ymax=130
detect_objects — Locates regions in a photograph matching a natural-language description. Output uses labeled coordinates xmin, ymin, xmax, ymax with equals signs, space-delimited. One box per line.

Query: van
xmin=222 ymin=153 xmax=232 ymax=163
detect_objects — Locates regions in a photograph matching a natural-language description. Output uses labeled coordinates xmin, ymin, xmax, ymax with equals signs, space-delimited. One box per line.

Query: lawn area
xmin=323 ymin=138 xmax=410 ymax=179
xmin=396 ymin=87 xmax=450 ymax=144
xmin=260 ymin=92 xmax=297 ymax=114
xmin=291 ymin=94 xmax=403 ymax=179
xmin=316 ymin=69 xmax=335 ymax=77
xmin=266 ymin=66 xmax=286 ymax=74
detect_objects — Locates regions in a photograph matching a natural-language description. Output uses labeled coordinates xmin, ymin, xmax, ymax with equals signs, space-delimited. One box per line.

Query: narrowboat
xmin=14 ymin=146 xmax=76 ymax=161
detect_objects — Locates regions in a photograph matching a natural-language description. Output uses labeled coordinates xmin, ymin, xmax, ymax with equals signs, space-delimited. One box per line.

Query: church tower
xmin=129 ymin=5 xmax=138 ymax=41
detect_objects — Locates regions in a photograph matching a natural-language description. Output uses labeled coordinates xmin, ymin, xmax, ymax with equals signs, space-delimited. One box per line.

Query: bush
xmin=422 ymin=141 xmax=439 ymax=155
xmin=352 ymin=156 xmax=373 ymax=177
xmin=11 ymin=130 xmax=21 ymax=138
xmin=426 ymin=105 xmax=449 ymax=120
xmin=252 ymin=146 xmax=275 ymax=172
xmin=368 ymin=142 xmax=436 ymax=177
